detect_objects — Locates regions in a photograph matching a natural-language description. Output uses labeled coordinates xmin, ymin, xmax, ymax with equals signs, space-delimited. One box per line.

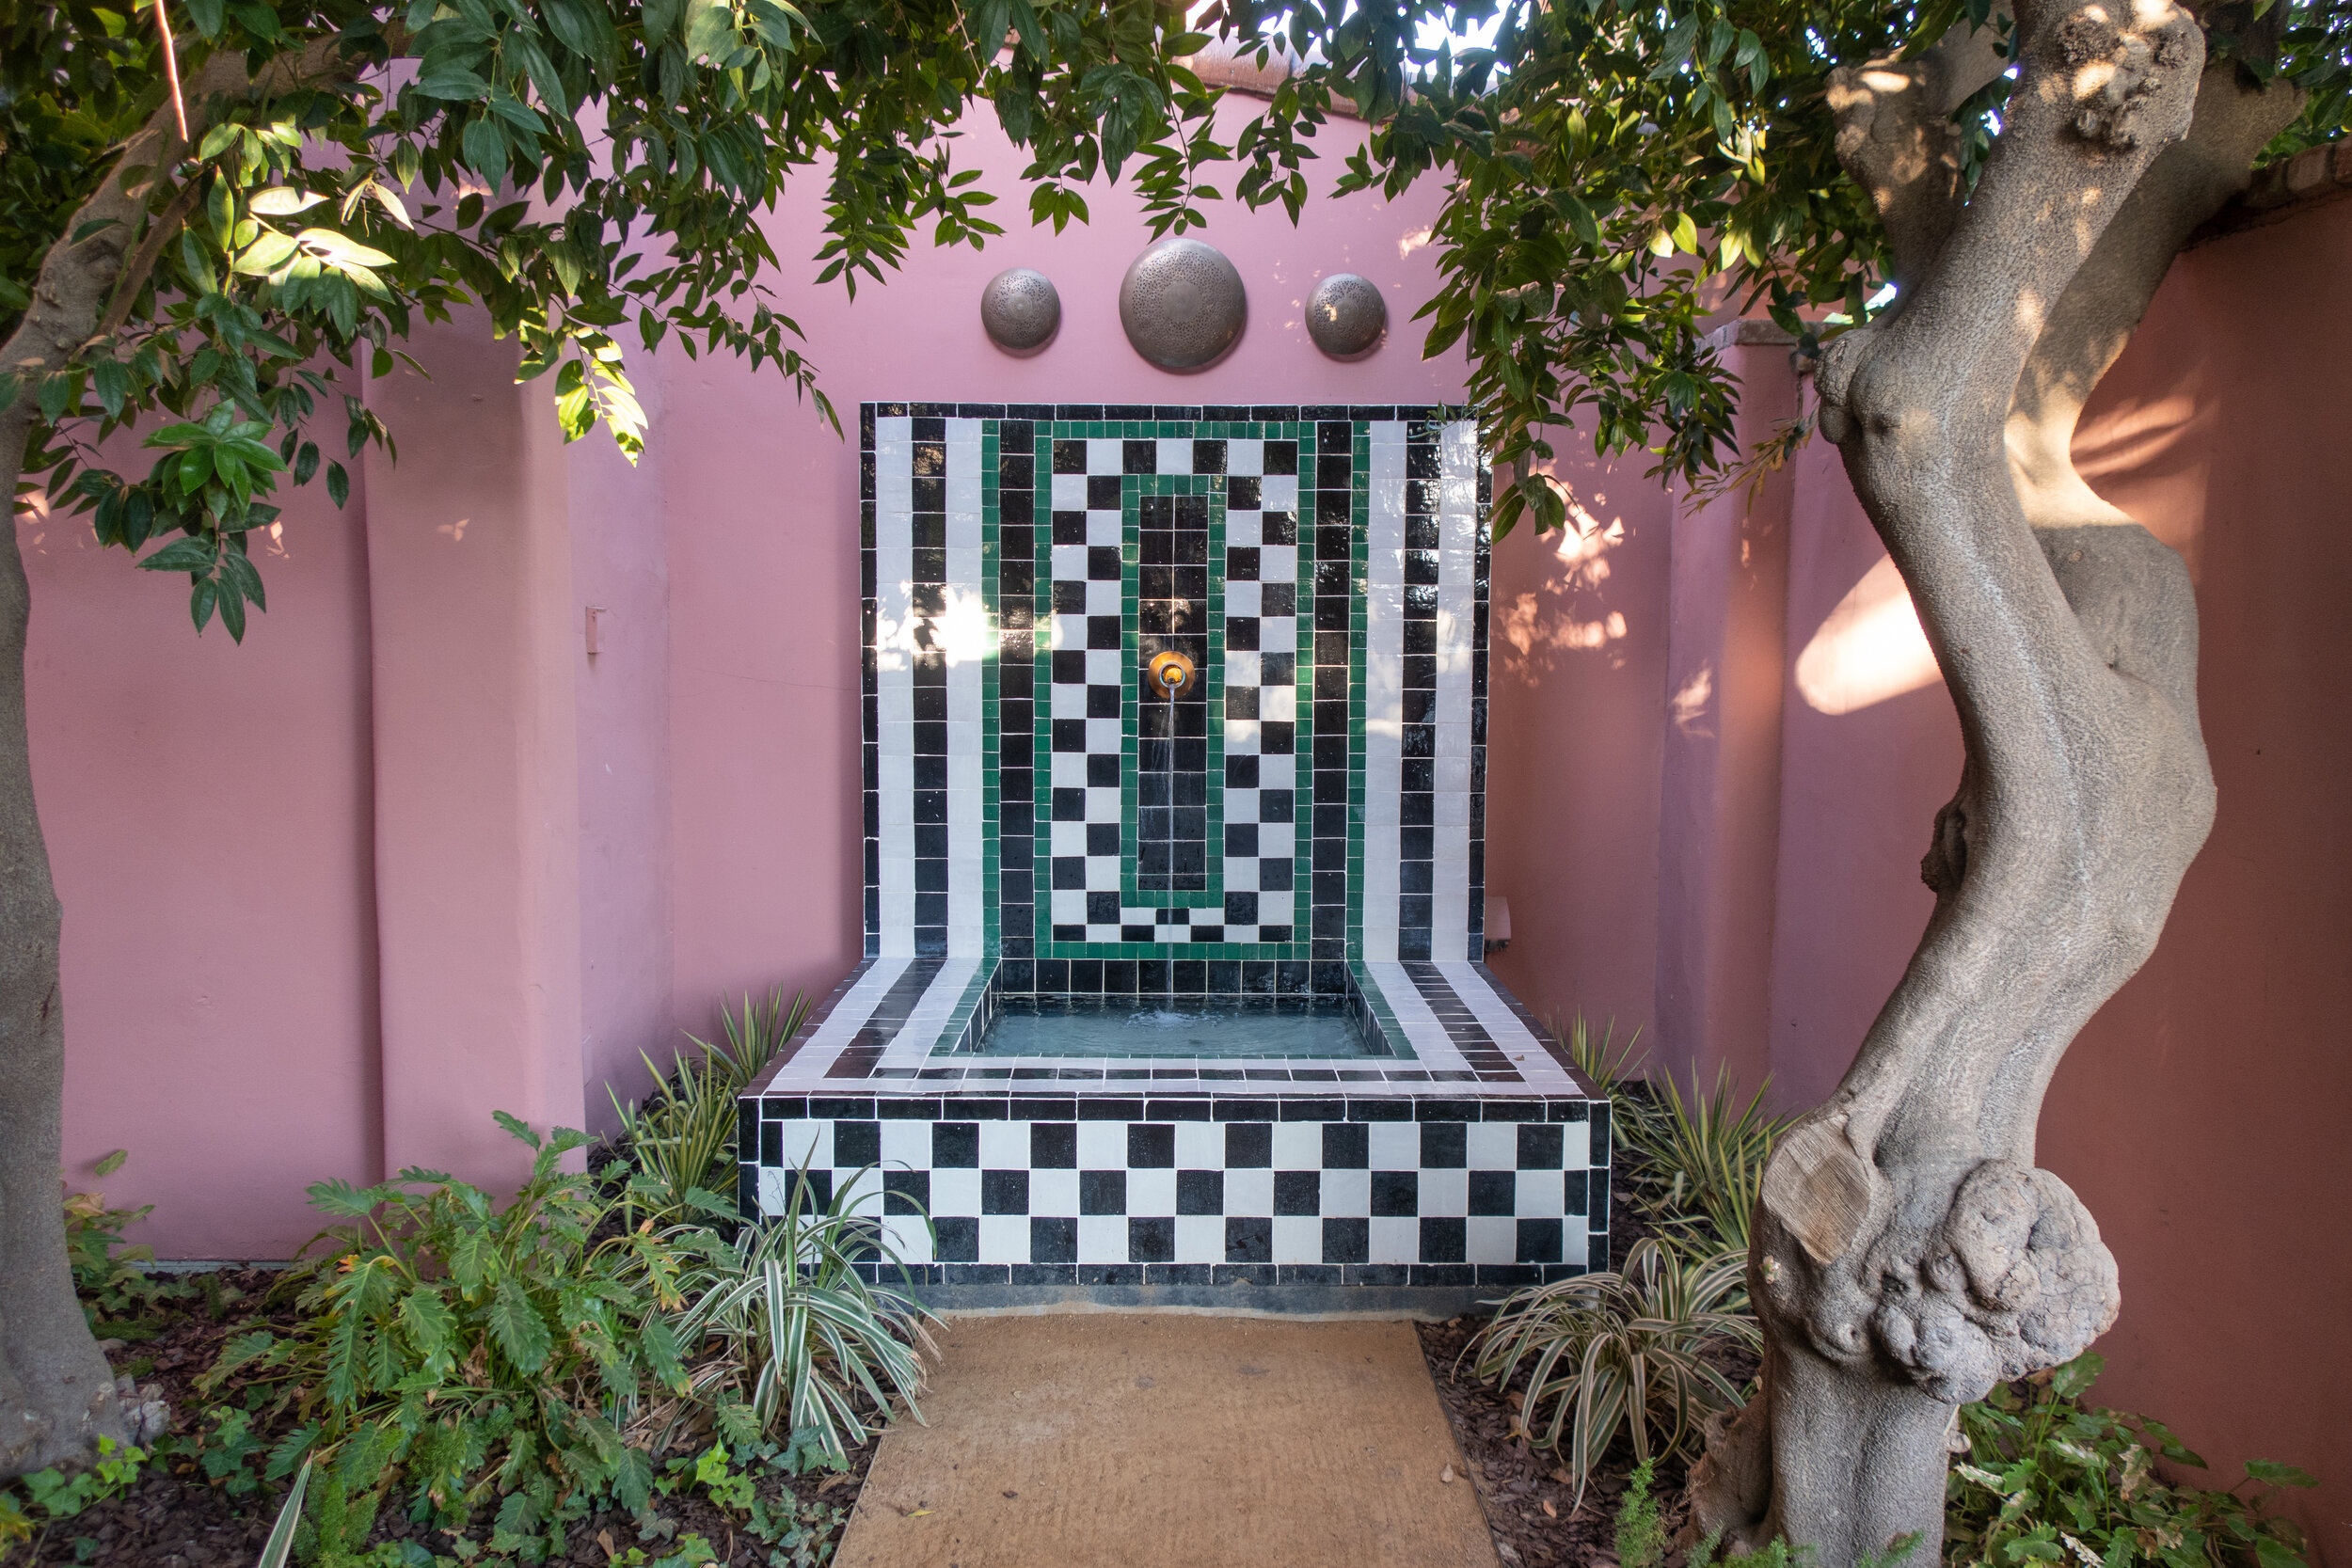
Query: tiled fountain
xmin=739 ymin=404 xmax=1608 ymax=1308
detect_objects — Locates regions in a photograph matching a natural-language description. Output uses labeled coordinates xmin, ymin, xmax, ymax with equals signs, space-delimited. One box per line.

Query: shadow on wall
xmin=1490 ymin=469 xmax=1640 ymax=677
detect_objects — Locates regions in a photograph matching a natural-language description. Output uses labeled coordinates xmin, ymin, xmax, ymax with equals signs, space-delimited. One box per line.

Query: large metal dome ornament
xmin=980 ymin=267 xmax=1061 ymax=356
xmin=1118 ymin=239 xmax=1248 ymax=371
xmin=1305 ymin=273 xmax=1387 ymax=359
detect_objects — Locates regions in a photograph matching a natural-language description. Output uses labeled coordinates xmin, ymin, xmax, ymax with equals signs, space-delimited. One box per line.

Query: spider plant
xmin=659 ymin=1166 xmax=937 ymax=1467
xmin=613 ymin=988 xmax=812 ymax=1226
xmin=1469 ymin=1237 xmax=1758 ymax=1511
xmin=1618 ymin=1064 xmax=1791 ymax=1254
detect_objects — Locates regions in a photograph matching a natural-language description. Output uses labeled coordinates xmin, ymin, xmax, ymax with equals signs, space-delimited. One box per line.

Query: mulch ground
xmin=3 ymin=1270 xmax=879 ymax=1568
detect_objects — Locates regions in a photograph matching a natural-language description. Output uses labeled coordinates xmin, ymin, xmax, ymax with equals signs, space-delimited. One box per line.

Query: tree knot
xmin=2049 ymin=4 xmax=2201 ymax=150
xmin=1866 ymin=1161 xmax=2119 ymax=1404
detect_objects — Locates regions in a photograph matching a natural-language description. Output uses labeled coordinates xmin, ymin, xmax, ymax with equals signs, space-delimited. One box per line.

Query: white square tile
xmin=1563 ymin=1227 xmax=1590 ymax=1266
xmin=1078 ymin=1214 xmax=1127 ymax=1264
xmin=1271 ymin=1122 xmax=1322 ymax=1169
xmin=930 ymin=1167 xmax=980 ymax=1216
xmin=1272 ymin=1216 xmax=1322 ymax=1265
xmin=1085 ymin=786 xmax=1122 ymax=824
xmin=1224 ymin=1167 xmax=1274 ymax=1216
xmin=1086 ymin=579 xmax=1120 ymax=616
xmin=1050 ymin=889 xmax=1088 ymax=924
xmin=1261 ymin=686 xmax=1296 ymax=722
xmin=1158 ymin=438 xmax=1193 ymax=474
xmin=1226 ymin=509 xmax=1263 ymax=547
xmin=1420 ymin=1168 xmax=1469 ymax=1216
xmin=1086 ymin=649 xmax=1123 ymax=684
xmin=1174 ymin=1121 xmax=1221 ymax=1168
xmin=1369 ymin=1217 xmax=1420 ymax=1265
xmin=1467 ymin=1123 xmax=1517 ymax=1169
xmin=1227 ymin=439 xmax=1263 ymax=476
xmin=1467 ymin=1217 xmax=1518 ymax=1266
xmin=1075 ymin=1121 xmax=1127 ymax=1169
xmin=1050 ymin=819 xmax=1089 ymax=856
xmin=1088 ymin=438 xmax=1123 ymax=472
xmin=1260 ymin=545 xmax=1298 ymax=584
xmin=880 ymin=1212 xmax=934 ymax=1264
xmin=1174 ymin=1214 xmax=1224 ymax=1263
xmin=836 ymin=1167 xmax=885 ymax=1218
xmin=771 ymin=1120 xmax=824 ymax=1170
xmin=1226 ymin=579 xmax=1262 ymax=617
xmin=1321 ymin=1168 xmax=1372 ymax=1217
xmin=1050 ymin=751 xmax=1089 ymax=786
xmin=1261 ymin=474 xmax=1297 ymax=509
xmin=1052 ymin=473 xmax=1088 ymax=509
xmin=1086 ymin=717 xmax=1121 ymax=753
xmin=1088 ymin=511 xmax=1122 ymax=546
xmin=979 ymin=1121 xmax=1028 ymax=1168
xmin=978 ymin=1215 xmax=1030 ymax=1264
xmin=1516 ymin=1170 xmax=1562 ymax=1215
xmin=879 ymin=1121 xmax=930 ymax=1167
xmin=1224 ymin=790 xmax=1259 ymax=825
xmin=1029 ymin=1168 xmax=1080 ymax=1216
xmin=1368 ymin=1122 xmax=1419 ymax=1169
xmin=1127 ymin=1167 xmax=1177 ymax=1215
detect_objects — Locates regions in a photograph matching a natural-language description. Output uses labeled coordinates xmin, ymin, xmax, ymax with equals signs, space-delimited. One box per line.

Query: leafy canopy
xmin=0 ymin=0 xmax=1228 ymax=637
xmin=1211 ymin=0 xmax=2352 ymax=535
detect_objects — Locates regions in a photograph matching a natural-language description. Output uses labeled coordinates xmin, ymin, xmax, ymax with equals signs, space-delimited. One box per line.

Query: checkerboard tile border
xmin=739 ymin=1089 xmax=1611 ymax=1285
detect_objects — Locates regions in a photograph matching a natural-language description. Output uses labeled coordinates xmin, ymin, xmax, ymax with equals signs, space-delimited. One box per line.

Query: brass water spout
xmin=1148 ymin=650 xmax=1196 ymax=699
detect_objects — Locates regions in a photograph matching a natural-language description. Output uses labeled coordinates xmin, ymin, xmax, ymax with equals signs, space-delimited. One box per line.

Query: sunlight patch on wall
xmin=1795 ymin=555 xmax=1941 ymax=716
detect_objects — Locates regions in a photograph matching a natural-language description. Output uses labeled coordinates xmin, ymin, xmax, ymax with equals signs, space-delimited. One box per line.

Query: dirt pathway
xmin=835 ymin=1311 xmax=1501 ymax=1568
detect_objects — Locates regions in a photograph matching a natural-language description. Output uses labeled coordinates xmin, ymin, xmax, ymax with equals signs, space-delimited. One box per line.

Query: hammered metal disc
xmin=1118 ymin=239 xmax=1248 ymax=371
xmin=980 ymin=267 xmax=1061 ymax=356
xmin=1305 ymin=273 xmax=1387 ymax=359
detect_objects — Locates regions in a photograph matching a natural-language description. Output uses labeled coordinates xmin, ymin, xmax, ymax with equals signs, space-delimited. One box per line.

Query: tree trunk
xmin=1689 ymin=0 xmax=2296 ymax=1559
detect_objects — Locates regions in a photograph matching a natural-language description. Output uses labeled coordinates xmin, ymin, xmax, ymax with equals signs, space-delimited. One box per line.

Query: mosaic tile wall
xmin=860 ymin=403 xmax=1493 ymax=992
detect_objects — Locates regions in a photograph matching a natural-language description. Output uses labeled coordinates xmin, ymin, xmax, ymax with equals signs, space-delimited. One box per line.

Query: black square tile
xmin=1177 ymin=1169 xmax=1224 ymax=1214
xmin=883 ymin=1170 xmax=930 ymax=1215
xmin=1274 ymin=1171 xmax=1321 ymax=1216
xmin=1563 ymin=1169 xmax=1588 ymax=1215
xmin=1128 ymin=1123 xmax=1176 ymax=1167
xmin=933 ymin=1122 xmax=979 ymax=1167
xmin=1516 ymin=1123 xmax=1564 ymax=1170
xmin=1516 ymin=1219 xmax=1563 ymax=1264
xmin=1032 ymin=1122 xmax=1078 ymax=1167
xmin=1468 ymin=1170 xmax=1516 ymax=1216
xmin=1081 ymin=1170 xmax=1128 ymax=1214
xmin=1419 ymin=1217 xmax=1467 ymax=1264
xmin=834 ymin=1121 xmax=881 ymax=1166
xmin=981 ymin=1169 xmax=1030 ymax=1214
xmin=1031 ymin=1217 xmax=1078 ymax=1264
xmin=1129 ymin=1216 xmax=1175 ymax=1263
xmin=934 ymin=1216 xmax=979 ymax=1262
xmin=1322 ymin=1217 xmax=1369 ymax=1264
xmin=1421 ymin=1122 xmax=1467 ymax=1168
xmin=1225 ymin=1216 xmax=1272 ymax=1263
xmin=1371 ymin=1171 xmax=1419 ymax=1216
xmin=1322 ymin=1122 xmax=1370 ymax=1169
xmin=1226 ymin=1122 xmax=1273 ymax=1166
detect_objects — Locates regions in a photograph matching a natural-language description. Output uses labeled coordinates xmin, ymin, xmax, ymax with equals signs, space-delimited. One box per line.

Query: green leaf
xmin=486 ymin=1277 xmax=554 ymax=1374
xmin=248 ymin=188 xmax=326 ymax=217
xmin=233 ymin=232 xmax=301 ymax=276
xmin=92 ymin=361 xmax=131 ymax=419
xmin=326 ymin=462 xmax=351 ymax=508
xmin=414 ymin=62 xmax=491 ymax=99
xmin=137 ymin=537 xmax=215 ymax=575
xmin=2245 ymin=1461 xmax=2316 ymax=1488
xmin=183 ymin=0 xmax=226 ymax=36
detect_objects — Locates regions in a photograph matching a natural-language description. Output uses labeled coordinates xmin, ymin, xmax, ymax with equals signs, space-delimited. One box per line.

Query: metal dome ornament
xmin=1118 ymin=239 xmax=1248 ymax=371
xmin=979 ymin=267 xmax=1061 ymax=356
xmin=1305 ymin=274 xmax=1386 ymax=359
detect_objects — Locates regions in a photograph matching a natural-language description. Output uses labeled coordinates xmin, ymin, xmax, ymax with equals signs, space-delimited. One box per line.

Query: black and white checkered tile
xmin=1043 ymin=435 xmax=1302 ymax=946
xmin=744 ymin=1091 xmax=1609 ymax=1283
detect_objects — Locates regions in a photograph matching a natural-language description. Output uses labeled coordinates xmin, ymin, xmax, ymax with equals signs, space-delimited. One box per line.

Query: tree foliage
xmin=0 ymin=0 xmax=1226 ymax=636
xmin=1209 ymin=0 xmax=2352 ymax=535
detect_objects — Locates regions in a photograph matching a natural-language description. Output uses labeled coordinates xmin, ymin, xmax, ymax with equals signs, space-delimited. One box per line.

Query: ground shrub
xmin=1947 ymin=1353 xmax=2314 ymax=1568
xmin=614 ymin=989 xmax=810 ymax=1228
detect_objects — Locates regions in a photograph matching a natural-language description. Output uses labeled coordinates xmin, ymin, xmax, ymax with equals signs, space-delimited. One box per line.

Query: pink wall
xmin=33 ymin=440 xmax=380 ymax=1257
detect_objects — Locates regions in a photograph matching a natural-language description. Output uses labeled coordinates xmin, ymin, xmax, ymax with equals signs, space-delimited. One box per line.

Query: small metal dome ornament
xmin=1118 ymin=239 xmax=1248 ymax=372
xmin=980 ymin=267 xmax=1061 ymax=356
xmin=1305 ymin=273 xmax=1387 ymax=359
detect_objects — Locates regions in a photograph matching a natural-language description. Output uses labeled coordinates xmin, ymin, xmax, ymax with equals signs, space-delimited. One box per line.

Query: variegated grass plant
xmin=654 ymin=1165 xmax=939 ymax=1468
xmin=1618 ymin=1064 xmax=1792 ymax=1254
xmin=615 ymin=988 xmax=813 ymax=1227
xmin=1468 ymin=1237 xmax=1758 ymax=1511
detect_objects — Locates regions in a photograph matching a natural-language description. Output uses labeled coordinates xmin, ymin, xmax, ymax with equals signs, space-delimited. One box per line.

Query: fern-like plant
xmin=1469 ymin=1237 xmax=1758 ymax=1510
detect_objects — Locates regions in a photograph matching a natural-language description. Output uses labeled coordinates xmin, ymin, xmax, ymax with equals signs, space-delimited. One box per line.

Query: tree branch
xmin=1826 ymin=8 xmax=2016 ymax=293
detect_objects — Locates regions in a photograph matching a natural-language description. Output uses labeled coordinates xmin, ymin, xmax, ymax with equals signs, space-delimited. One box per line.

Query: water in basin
xmin=975 ymin=1000 xmax=1379 ymax=1057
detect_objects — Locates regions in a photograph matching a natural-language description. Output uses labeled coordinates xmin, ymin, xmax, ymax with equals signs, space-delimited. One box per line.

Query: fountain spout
xmin=1148 ymin=650 xmax=1196 ymax=700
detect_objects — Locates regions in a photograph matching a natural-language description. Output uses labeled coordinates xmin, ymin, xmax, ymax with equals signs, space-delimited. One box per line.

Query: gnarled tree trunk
xmin=1689 ymin=0 xmax=2301 ymax=1559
